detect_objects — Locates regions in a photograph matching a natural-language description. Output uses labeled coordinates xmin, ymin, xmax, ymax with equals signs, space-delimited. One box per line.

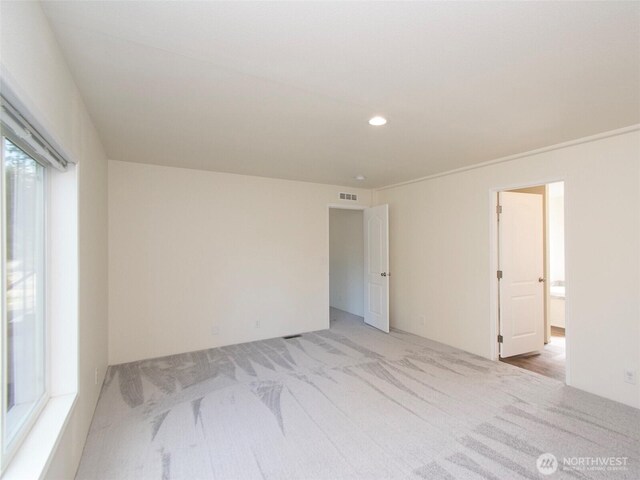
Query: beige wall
xmin=108 ymin=160 xmax=371 ymax=364
xmin=330 ymin=209 xmax=364 ymax=316
xmin=549 ymin=182 xmax=566 ymax=329
xmin=550 ymin=297 xmax=566 ymax=329
xmin=375 ymin=130 xmax=640 ymax=408
xmin=0 ymin=2 xmax=109 ymax=478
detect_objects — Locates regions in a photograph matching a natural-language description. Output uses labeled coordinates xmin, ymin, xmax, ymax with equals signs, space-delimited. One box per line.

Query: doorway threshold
xmin=500 ymin=327 xmax=565 ymax=381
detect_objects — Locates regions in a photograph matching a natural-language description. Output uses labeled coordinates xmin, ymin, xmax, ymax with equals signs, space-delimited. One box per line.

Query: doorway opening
xmin=328 ymin=204 xmax=390 ymax=333
xmin=494 ymin=182 xmax=566 ymax=382
xmin=329 ymin=207 xmax=365 ymax=328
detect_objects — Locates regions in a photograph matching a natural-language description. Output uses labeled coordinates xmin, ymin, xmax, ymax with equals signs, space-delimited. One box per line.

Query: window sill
xmin=2 ymin=393 xmax=76 ymax=480
xmin=550 ymin=285 xmax=565 ymax=299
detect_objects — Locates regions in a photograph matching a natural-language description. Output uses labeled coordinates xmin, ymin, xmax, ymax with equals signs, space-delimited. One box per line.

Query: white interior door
xmin=364 ymin=204 xmax=389 ymax=333
xmin=499 ymin=192 xmax=544 ymax=358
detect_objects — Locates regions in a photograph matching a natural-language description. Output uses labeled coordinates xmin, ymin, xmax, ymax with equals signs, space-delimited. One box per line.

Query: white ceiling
xmin=43 ymin=1 xmax=640 ymax=188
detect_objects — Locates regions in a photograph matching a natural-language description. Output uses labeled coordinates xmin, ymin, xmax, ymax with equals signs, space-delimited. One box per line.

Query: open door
xmin=499 ymin=192 xmax=544 ymax=357
xmin=364 ymin=204 xmax=389 ymax=332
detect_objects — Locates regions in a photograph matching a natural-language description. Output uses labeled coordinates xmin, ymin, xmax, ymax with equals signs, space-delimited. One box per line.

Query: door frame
xmin=488 ymin=179 xmax=570 ymax=385
xmin=326 ymin=204 xmax=367 ymax=326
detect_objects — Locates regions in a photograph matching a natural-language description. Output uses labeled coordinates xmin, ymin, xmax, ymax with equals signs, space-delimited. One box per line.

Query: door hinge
xmin=496 ymin=205 xmax=502 ymax=215
xmin=497 ymin=270 xmax=503 ymax=280
xmin=497 ymin=334 xmax=503 ymax=343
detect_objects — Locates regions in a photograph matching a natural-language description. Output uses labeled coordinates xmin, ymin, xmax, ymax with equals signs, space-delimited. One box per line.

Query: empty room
xmin=0 ymin=1 xmax=639 ymax=479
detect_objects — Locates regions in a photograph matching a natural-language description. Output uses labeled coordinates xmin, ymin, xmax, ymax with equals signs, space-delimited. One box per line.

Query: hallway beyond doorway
xmin=500 ymin=326 xmax=565 ymax=381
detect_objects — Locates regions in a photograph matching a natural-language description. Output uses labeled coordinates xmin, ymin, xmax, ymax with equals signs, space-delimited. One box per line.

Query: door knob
xmin=381 ymin=272 xmax=387 ymax=277
xmin=538 ymin=277 xmax=545 ymax=283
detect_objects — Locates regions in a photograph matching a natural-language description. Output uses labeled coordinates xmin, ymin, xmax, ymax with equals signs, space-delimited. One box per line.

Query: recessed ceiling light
xmin=355 ymin=175 xmax=366 ymax=181
xmin=368 ymin=116 xmax=387 ymax=126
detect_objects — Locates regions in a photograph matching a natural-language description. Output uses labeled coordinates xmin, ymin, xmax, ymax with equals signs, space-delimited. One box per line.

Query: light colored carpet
xmin=77 ymin=309 xmax=640 ymax=479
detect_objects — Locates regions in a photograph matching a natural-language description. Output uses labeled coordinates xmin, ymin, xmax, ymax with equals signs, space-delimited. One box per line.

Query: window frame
xmin=0 ymin=128 xmax=50 ymax=473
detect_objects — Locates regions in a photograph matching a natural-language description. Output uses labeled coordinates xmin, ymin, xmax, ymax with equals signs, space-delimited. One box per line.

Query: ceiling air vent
xmin=339 ymin=192 xmax=358 ymax=201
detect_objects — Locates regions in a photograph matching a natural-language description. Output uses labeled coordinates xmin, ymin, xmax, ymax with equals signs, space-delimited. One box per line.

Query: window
xmin=1 ymin=136 xmax=47 ymax=463
xmin=0 ymin=95 xmax=69 ymax=471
